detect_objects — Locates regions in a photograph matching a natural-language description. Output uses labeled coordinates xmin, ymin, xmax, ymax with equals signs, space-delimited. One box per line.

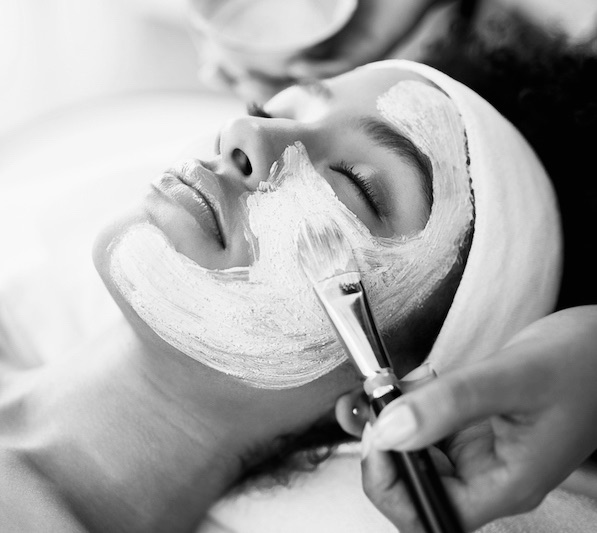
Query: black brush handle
xmin=371 ymin=389 xmax=464 ymax=533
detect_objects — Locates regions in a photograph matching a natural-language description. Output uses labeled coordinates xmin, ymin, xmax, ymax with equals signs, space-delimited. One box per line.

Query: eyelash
xmin=331 ymin=163 xmax=381 ymax=216
xmin=246 ymin=103 xmax=380 ymax=216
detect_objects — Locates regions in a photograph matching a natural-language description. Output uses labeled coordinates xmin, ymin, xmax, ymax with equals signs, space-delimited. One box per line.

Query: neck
xmin=0 ymin=319 xmax=256 ymax=533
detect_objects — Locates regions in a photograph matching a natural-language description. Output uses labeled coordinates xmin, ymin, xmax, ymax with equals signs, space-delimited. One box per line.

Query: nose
xmin=217 ymin=117 xmax=312 ymax=190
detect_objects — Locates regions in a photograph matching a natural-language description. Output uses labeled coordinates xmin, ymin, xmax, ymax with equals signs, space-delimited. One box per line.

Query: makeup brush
xmin=296 ymin=221 xmax=464 ymax=533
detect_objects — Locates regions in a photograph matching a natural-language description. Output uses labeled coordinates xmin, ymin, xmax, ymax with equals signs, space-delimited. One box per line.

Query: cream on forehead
xmin=109 ymin=80 xmax=473 ymax=389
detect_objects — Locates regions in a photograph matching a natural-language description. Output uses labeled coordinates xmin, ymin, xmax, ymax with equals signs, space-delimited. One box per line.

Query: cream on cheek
xmin=108 ymin=81 xmax=473 ymax=390
xmin=108 ymin=144 xmax=362 ymax=389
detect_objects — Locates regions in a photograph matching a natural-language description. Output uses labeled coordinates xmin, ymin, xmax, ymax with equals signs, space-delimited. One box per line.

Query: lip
xmin=152 ymin=163 xmax=225 ymax=246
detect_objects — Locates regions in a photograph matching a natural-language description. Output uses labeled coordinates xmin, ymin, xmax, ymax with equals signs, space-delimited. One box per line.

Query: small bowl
xmin=189 ymin=0 xmax=358 ymax=77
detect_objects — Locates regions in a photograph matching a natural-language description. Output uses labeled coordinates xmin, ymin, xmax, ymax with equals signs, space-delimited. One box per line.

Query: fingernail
xmin=361 ymin=422 xmax=373 ymax=460
xmin=401 ymin=362 xmax=436 ymax=382
xmin=372 ymin=403 xmax=418 ymax=450
xmin=399 ymin=363 xmax=437 ymax=393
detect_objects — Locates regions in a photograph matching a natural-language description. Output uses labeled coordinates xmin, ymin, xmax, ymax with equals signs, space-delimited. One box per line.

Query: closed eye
xmin=246 ymin=103 xmax=382 ymax=218
xmin=330 ymin=162 xmax=382 ymax=218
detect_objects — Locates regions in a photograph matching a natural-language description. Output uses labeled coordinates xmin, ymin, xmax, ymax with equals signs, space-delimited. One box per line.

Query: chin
xmin=93 ymin=208 xmax=143 ymax=282
xmin=90 ymin=209 xmax=175 ymax=353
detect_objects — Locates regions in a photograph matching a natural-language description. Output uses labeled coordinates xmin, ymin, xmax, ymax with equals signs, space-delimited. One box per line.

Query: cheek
xmin=104 ymin=143 xmax=379 ymax=391
xmin=317 ymin=168 xmax=380 ymax=233
xmin=106 ymin=222 xmax=347 ymax=390
xmin=392 ymin=166 xmax=430 ymax=234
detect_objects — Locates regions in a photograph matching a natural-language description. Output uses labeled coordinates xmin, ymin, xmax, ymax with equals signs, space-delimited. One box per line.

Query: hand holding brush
xmin=296 ymin=220 xmax=464 ymax=533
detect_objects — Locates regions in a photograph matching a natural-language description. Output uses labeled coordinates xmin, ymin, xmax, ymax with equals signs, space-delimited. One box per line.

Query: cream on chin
xmin=107 ymin=81 xmax=473 ymax=389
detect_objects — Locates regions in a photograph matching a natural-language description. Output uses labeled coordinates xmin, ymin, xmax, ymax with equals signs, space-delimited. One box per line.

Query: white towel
xmin=204 ymin=444 xmax=597 ymax=533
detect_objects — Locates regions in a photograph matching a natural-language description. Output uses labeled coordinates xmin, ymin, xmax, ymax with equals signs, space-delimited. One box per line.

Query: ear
xmin=334 ymin=388 xmax=371 ymax=438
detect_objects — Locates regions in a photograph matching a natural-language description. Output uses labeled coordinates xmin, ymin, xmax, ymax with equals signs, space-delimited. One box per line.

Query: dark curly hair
xmin=424 ymin=7 xmax=597 ymax=311
xmin=235 ymin=6 xmax=597 ymax=489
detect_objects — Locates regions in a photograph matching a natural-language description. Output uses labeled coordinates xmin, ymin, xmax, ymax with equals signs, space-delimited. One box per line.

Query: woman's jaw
xmin=93 ymin=65 xmax=472 ymax=396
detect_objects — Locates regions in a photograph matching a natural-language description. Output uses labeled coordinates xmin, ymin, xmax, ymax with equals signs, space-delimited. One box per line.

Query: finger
xmin=398 ymin=362 xmax=437 ymax=393
xmin=335 ymin=364 xmax=438 ymax=438
xmin=362 ymin=427 xmax=452 ymax=533
xmin=371 ymin=351 xmax=539 ymax=451
xmin=361 ymin=429 xmax=423 ymax=532
xmin=426 ymin=445 xmax=455 ymax=478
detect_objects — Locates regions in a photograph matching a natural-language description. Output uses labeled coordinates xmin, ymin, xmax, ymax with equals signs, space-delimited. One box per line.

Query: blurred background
xmin=0 ymin=0 xmax=199 ymax=137
xmin=0 ymin=0 xmax=239 ymax=366
xmin=2 ymin=0 xmax=596 ymax=138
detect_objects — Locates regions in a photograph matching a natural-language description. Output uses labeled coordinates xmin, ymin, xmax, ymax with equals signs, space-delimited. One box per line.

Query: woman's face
xmin=94 ymin=66 xmax=444 ymax=428
xmin=101 ymin=67 xmax=433 ymax=271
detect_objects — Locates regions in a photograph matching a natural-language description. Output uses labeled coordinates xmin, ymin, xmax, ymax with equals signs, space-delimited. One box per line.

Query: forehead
xmin=326 ymin=66 xmax=437 ymax=114
xmin=268 ymin=67 xmax=437 ymax=119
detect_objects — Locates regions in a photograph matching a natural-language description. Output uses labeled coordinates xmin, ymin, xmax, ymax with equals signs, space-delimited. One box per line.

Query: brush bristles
xmin=296 ymin=222 xmax=359 ymax=283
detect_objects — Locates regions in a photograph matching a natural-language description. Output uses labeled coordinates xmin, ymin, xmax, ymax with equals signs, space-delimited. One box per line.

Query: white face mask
xmin=108 ymin=81 xmax=473 ymax=389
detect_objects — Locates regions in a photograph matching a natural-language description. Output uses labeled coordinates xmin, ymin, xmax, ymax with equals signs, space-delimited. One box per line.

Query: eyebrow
xmin=358 ymin=117 xmax=433 ymax=209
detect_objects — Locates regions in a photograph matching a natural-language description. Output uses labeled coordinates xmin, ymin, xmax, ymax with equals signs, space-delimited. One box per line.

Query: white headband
xmin=364 ymin=60 xmax=562 ymax=370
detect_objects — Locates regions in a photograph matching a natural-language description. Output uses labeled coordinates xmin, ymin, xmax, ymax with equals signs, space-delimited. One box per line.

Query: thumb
xmin=370 ymin=353 xmax=531 ymax=451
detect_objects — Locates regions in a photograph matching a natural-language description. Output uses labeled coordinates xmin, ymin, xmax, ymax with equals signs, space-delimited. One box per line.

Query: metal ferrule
xmin=313 ymin=274 xmax=400 ymax=395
